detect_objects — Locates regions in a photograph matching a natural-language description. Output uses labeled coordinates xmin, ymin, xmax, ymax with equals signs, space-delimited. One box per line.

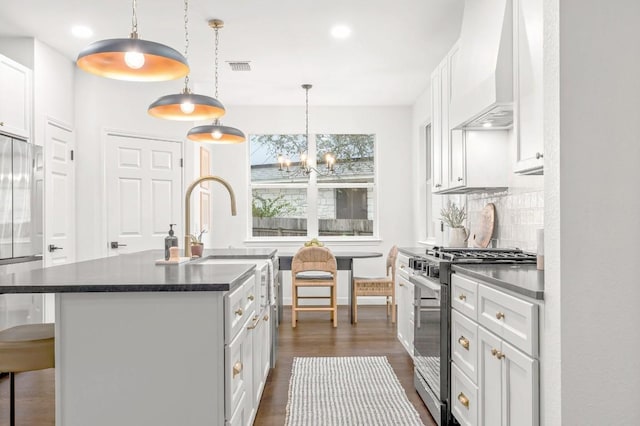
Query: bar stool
xmin=0 ymin=323 xmax=54 ymax=426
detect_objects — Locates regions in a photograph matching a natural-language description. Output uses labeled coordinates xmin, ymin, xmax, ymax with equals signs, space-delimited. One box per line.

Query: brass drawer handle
xmin=235 ymin=308 xmax=244 ymax=316
xmin=491 ymin=348 xmax=506 ymax=360
xmin=232 ymin=362 xmax=243 ymax=377
xmin=247 ymin=315 xmax=260 ymax=330
xmin=458 ymin=294 xmax=466 ymax=301
xmin=458 ymin=336 xmax=470 ymax=350
xmin=495 ymin=311 xmax=505 ymax=320
xmin=247 ymin=294 xmax=255 ymax=301
xmin=457 ymin=392 xmax=469 ymax=408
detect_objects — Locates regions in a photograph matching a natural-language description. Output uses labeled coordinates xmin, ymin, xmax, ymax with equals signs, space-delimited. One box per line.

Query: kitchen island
xmin=0 ymin=250 xmax=261 ymax=426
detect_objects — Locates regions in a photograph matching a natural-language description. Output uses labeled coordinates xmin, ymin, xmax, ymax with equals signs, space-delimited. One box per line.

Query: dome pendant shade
xmin=187 ymin=123 xmax=246 ymax=144
xmin=148 ymin=91 xmax=226 ymax=121
xmin=76 ymin=38 xmax=189 ymax=82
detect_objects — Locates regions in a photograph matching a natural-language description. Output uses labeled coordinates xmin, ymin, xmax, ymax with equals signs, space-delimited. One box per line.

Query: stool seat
xmin=0 ymin=323 xmax=55 ymax=373
xmin=0 ymin=323 xmax=55 ymax=426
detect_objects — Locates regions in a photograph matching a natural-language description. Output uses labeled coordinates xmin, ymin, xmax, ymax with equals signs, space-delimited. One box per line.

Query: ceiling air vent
xmin=227 ymin=61 xmax=251 ymax=71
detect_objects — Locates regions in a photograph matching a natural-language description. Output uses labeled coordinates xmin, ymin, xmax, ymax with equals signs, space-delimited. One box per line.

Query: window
xmin=249 ymin=133 xmax=376 ymax=239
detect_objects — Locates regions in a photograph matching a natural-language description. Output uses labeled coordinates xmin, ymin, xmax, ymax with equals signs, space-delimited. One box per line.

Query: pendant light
xmin=76 ymin=0 xmax=189 ymax=82
xmin=147 ymin=0 xmax=225 ymax=120
xmin=187 ymin=19 xmax=246 ymax=144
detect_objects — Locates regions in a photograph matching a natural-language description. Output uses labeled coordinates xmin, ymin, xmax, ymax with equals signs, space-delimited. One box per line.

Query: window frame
xmin=247 ymin=133 xmax=378 ymax=243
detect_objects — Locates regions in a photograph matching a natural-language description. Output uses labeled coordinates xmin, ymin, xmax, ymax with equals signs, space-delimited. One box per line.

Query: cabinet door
xmin=478 ymin=327 xmax=503 ymax=426
xmin=225 ymin=322 xmax=251 ymax=421
xmin=430 ymin=69 xmax=443 ymax=192
xmin=396 ymin=273 xmax=414 ymax=356
xmin=0 ymin=55 xmax=31 ymax=139
xmin=513 ymin=0 xmax=544 ymax=174
xmin=503 ymin=340 xmax=538 ymax=426
xmin=439 ymin=59 xmax=450 ymax=191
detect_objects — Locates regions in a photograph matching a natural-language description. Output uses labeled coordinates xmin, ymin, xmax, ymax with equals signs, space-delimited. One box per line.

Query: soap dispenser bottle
xmin=165 ymin=224 xmax=178 ymax=260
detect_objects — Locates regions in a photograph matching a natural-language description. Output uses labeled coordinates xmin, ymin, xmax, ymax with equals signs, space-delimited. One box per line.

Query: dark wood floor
xmin=0 ymin=306 xmax=434 ymax=426
xmin=254 ymin=306 xmax=435 ymax=425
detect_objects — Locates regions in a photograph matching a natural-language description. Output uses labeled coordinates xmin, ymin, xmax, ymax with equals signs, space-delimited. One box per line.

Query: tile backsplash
xmin=466 ymin=188 xmax=543 ymax=252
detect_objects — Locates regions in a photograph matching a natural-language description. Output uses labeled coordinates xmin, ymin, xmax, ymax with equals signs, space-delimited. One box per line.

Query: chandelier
xmin=278 ymin=84 xmax=336 ymax=177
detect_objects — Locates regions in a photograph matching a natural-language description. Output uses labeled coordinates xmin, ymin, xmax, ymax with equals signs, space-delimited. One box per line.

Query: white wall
xmin=203 ymin=104 xmax=414 ymax=304
xmin=74 ymin=73 xmax=193 ymax=261
xmin=547 ymin=1 xmax=640 ymax=425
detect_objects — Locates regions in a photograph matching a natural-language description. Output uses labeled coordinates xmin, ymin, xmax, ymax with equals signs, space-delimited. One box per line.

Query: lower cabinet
xmin=479 ymin=327 xmax=538 ymax=426
xmin=224 ymin=274 xmax=273 ymax=426
xmin=396 ymin=255 xmax=414 ymax=356
xmin=450 ymin=272 xmax=540 ymax=426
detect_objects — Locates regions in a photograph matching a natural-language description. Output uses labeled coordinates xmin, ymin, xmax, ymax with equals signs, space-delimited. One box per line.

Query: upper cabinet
xmin=513 ymin=0 xmax=544 ymax=175
xmin=0 ymin=54 xmax=31 ymax=140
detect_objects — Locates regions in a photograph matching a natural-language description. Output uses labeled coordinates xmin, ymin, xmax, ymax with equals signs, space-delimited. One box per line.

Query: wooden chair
xmin=0 ymin=323 xmax=55 ymax=426
xmin=291 ymin=246 xmax=338 ymax=328
xmin=352 ymin=245 xmax=398 ymax=323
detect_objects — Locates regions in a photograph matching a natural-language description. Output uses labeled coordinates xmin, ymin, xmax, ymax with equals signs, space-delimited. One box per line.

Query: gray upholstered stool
xmin=0 ymin=323 xmax=54 ymax=426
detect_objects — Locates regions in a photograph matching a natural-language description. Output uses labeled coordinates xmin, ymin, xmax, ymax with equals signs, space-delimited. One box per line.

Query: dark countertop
xmin=451 ymin=264 xmax=544 ymax=300
xmin=0 ymin=250 xmax=256 ymax=294
xmin=398 ymin=247 xmax=429 ymax=257
xmin=202 ymin=248 xmax=277 ymax=259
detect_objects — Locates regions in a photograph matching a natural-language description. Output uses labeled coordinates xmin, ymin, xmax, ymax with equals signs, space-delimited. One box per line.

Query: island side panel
xmin=55 ymin=291 xmax=225 ymax=426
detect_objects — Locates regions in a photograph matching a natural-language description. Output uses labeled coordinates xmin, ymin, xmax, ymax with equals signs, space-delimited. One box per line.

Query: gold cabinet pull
xmin=247 ymin=315 xmax=260 ymax=330
xmin=0 ymin=121 xmax=4 ymax=126
xmin=458 ymin=336 xmax=470 ymax=350
xmin=457 ymin=392 xmax=469 ymax=408
xmin=247 ymin=294 xmax=255 ymax=301
xmin=491 ymin=348 xmax=505 ymax=359
xmin=399 ymin=282 xmax=405 ymax=287
xmin=232 ymin=361 xmax=243 ymax=377
xmin=458 ymin=294 xmax=466 ymax=301
xmin=234 ymin=308 xmax=244 ymax=316
xmin=263 ymin=314 xmax=269 ymax=321
xmin=495 ymin=311 xmax=505 ymax=320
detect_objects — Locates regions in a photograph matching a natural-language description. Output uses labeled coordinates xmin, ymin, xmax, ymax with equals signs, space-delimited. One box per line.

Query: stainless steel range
xmin=408 ymin=247 xmax=536 ymax=426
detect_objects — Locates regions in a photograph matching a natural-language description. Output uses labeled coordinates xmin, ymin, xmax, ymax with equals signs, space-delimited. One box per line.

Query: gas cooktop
xmin=427 ymin=247 xmax=537 ymax=263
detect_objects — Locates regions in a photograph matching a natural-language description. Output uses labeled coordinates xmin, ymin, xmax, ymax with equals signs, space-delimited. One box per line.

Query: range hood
xmin=449 ymin=0 xmax=513 ymax=130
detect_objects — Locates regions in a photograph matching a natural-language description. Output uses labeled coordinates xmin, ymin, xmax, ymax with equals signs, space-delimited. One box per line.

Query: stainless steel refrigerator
xmin=0 ymin=134 xmax=42 ymax=260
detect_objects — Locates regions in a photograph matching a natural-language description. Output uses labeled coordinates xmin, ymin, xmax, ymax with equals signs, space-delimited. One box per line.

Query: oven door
xmin=412 ymin=275 xmax=446 ymax=424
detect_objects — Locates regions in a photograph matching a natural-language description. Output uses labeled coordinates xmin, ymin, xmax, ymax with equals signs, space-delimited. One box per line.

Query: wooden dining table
xmin=277 ymin=251 xmax=383 ymax=324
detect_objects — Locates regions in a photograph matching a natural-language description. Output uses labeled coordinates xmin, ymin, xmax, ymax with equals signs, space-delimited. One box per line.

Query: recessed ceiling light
xmin=330 ymin=25 xmax=351 ymax=39
xmin=71 ymin=25 xmax=93 ymax=39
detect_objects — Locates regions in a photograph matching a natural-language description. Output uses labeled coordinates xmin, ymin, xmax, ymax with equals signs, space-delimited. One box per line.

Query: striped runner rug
xmin=285 ymin=356 xmax=424 ymax=426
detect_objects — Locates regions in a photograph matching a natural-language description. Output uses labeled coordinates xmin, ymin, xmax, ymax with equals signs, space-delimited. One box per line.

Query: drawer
xmin=451 ymin=273 xmax=478 ymax=321
xmin=226 ymin=275 xmax=256 ymax=343
xmin=451 ymin=309 xmax=478 ymax=383
xmin=225 ymin=322 xmax=250 ymax=418
xmin=451 ymin=363 xmax=478 ymax=426
xmin=478 ymin=284 xmax=538 ymax=357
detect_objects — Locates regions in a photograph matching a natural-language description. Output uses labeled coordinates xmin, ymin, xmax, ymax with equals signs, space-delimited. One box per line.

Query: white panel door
xmin=45 ymin=120 xmax=75 ymax=267
xmin=105 ymin=133 xmax=182 ymax=255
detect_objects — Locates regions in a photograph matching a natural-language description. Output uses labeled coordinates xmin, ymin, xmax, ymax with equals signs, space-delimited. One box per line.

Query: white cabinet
xmin=396 ymin=254 xmax=414 ymax=356
xmin=478 ymin=327 xmax=538 ymax=426
xmin=0 ymin=54 xmax=31 ymax=139
xmin=450 ymin=272 xmax=540 ymax=426
xmin=513 ymin=0 xmax=544 ymax=175
xmin=430 ymin=44 xmax=509 ymax=194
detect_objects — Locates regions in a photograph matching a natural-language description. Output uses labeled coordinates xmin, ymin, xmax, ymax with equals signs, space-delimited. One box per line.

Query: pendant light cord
xmin=183 ymin=0 xmax=190 ymax=90
xmin=214 ymin=25 xmax=220 ymax=100
xmin=131 ymin=0 xmax=139 ymax=36
xmin=305 ymin=86 xmax=309 ymax=147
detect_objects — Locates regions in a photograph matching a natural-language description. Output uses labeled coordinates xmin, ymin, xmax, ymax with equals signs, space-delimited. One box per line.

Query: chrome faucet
xmin=184 ymin=175 xmax=237 ymax=258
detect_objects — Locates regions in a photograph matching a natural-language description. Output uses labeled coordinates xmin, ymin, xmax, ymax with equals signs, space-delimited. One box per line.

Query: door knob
xmin=110 ymin=241 xmax=128 ymax=249
xmin=48 ymin=245 xmax=63 ymax=252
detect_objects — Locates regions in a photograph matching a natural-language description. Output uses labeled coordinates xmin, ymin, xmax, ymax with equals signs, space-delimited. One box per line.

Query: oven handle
xmin=410 ymin=276 xmax=441 ymax=293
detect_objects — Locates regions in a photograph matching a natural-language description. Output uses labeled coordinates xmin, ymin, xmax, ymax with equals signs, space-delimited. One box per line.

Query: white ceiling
xmin=0 ymin=0 xmax=464 ymax=106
